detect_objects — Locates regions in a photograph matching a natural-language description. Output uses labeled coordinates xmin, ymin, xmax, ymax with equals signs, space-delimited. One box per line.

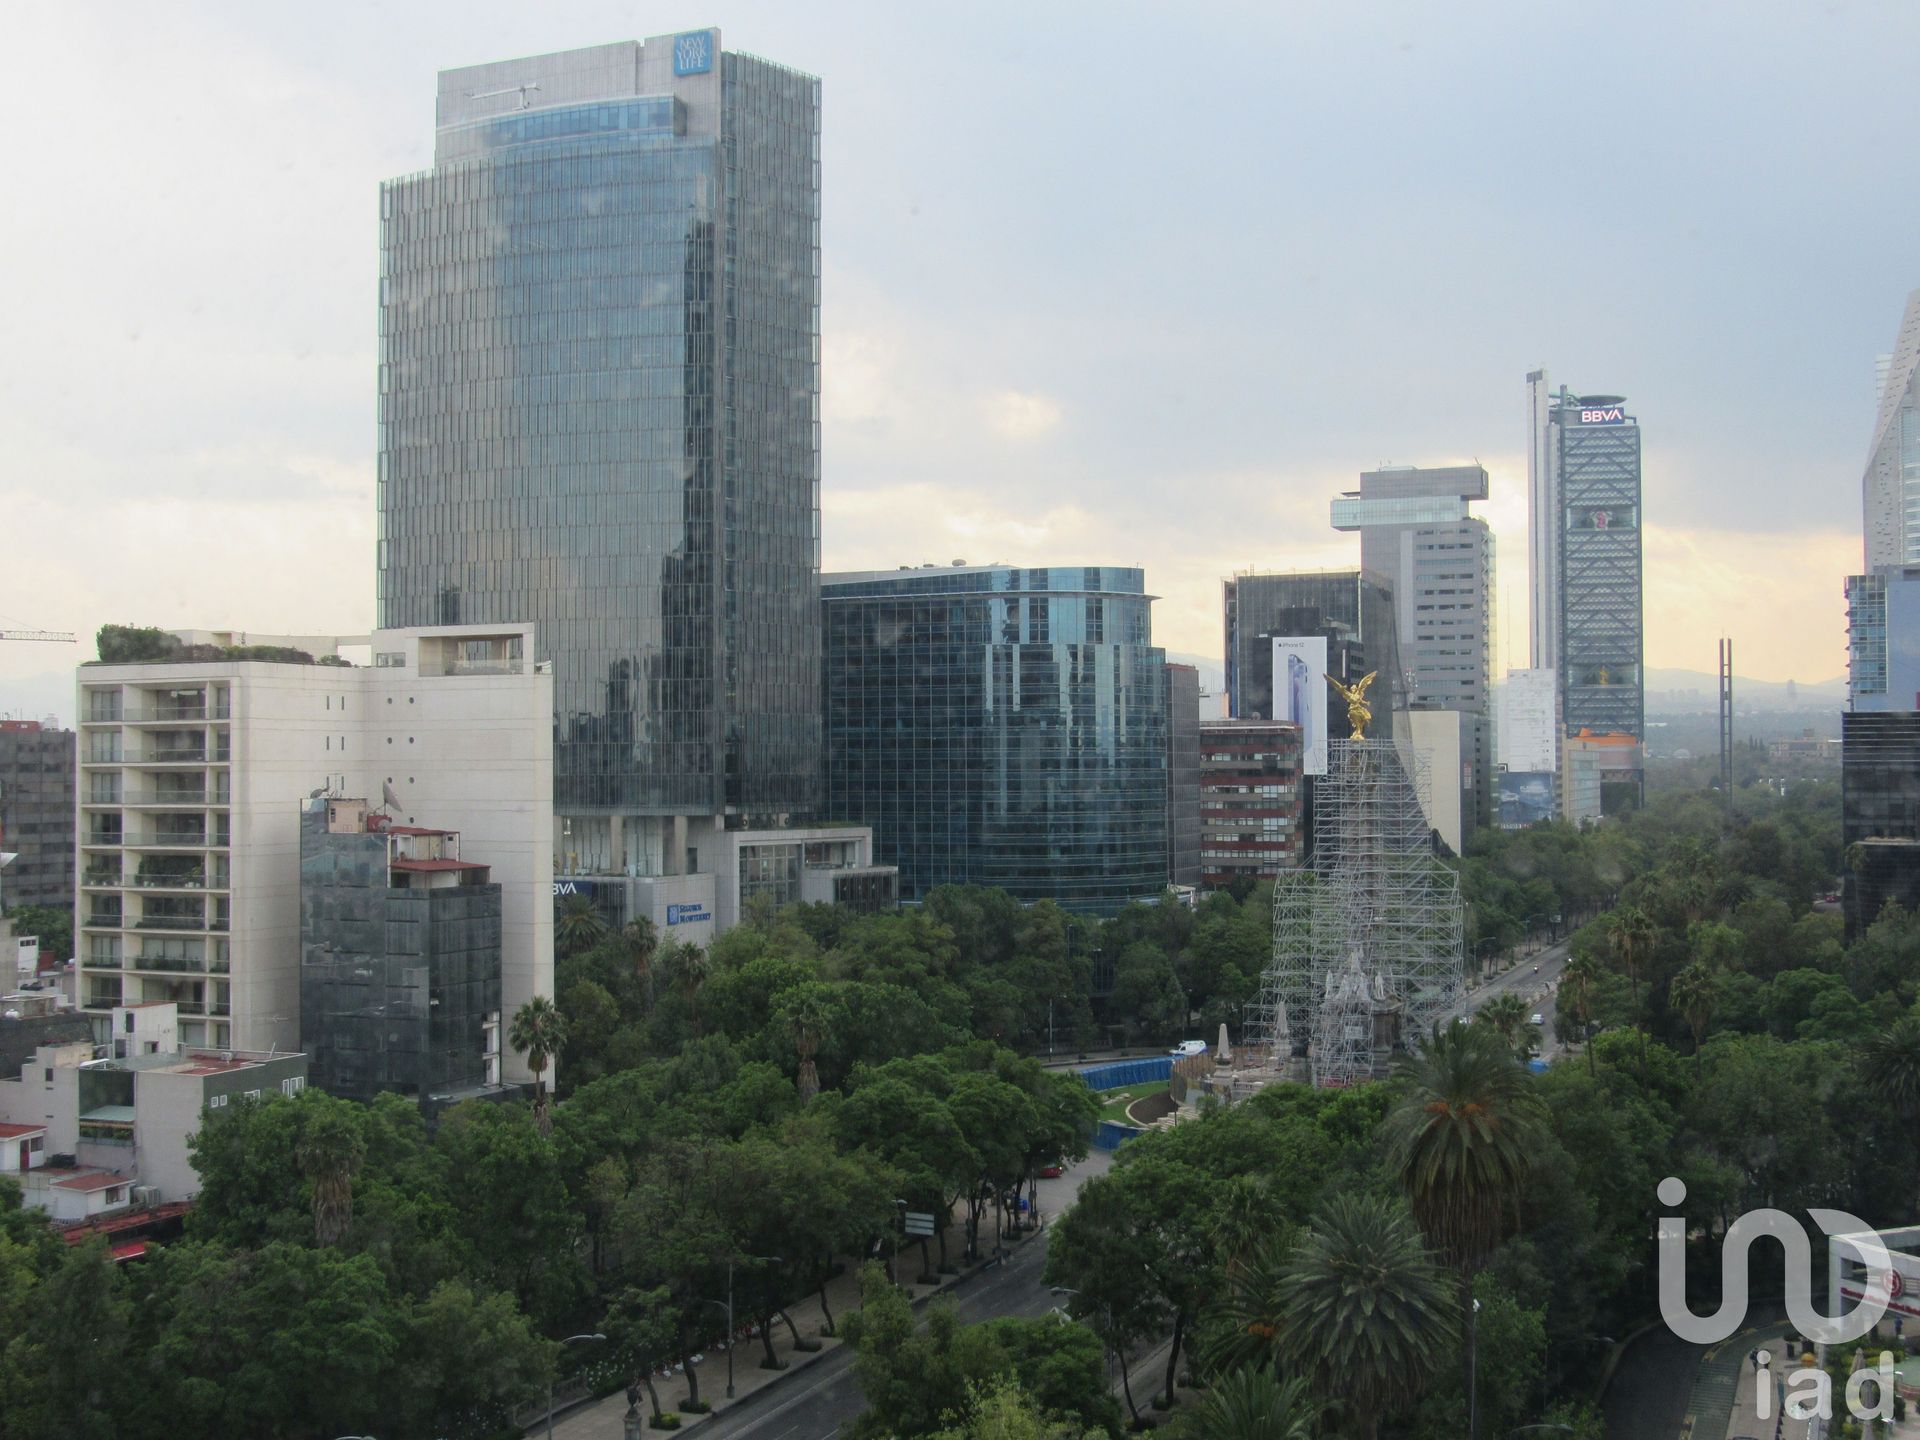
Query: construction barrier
xmin=1077 ymin=1057 xmax=1172 ymax=1092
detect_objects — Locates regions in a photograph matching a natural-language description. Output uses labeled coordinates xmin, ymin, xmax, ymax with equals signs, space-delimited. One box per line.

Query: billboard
xmin=1271 ymin=636 xmax=1328 ymax=776
xmin=1499 ymin=770 xmax=1557 ymax=828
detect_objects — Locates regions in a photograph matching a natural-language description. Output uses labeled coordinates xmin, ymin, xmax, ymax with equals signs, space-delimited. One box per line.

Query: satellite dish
xmin=381 ymin=779 xmax=403 ymax=813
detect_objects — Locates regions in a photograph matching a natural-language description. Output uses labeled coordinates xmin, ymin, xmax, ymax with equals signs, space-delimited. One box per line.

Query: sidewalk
xmin=1717 ymin=1334 xmax=1814 ymax=1440
xmin=540 ymin=1155 xmax=1104 ymax=1440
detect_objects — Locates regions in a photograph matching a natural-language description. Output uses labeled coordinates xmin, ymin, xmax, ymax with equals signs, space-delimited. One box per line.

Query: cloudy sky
xmin=2 ymin=0 xmax=1910 ymax=722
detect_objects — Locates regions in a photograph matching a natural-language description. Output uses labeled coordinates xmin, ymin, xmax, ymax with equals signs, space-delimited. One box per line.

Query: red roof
xmin=0 ymin=1122 xmax=46 ymax=1139
xmin=391 ymin=858 xmax=488 ymax=872
xmin=384 ymin=824 xmax=455 ymax=836
xmin=177 ymin=1053 xmax=255 ymax=1074
xmin=61 ymin=1199 xmax=191 ymax=1243
xmin=109 ymin=1240 xmax=147 ymax=1262
xmin=53 ymin=1172 xmax=126 ymax=1193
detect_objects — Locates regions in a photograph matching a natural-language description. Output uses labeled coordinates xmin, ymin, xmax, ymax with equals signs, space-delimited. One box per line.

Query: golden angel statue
xmin=1327 ymin=671 xmax=1377 ymax=740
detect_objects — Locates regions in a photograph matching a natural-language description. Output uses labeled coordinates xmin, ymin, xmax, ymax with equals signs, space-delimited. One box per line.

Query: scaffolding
xmin=1245 ymin=738 xmax=1465 ymax=1087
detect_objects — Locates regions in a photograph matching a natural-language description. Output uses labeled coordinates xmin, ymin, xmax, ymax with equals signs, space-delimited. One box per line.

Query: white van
xmin=1168 ymin=1040 xmax=1208 ymax=1058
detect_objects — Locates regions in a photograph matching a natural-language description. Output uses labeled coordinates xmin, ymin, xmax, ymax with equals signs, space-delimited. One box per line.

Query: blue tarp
xmin=1092 ymin=1120 xmax=1144 ymax=1151
xmin=1078 ymin=1057 xmax=1173 ymax=1092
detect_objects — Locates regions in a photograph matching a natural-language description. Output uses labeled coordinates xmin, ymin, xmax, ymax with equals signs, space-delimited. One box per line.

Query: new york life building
xmin=376 ymin=33 xmax=887 ymax=943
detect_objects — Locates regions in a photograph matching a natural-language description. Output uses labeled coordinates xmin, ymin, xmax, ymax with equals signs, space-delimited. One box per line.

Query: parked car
xmin=1529 ymin=1012 xmax=1544 ymax=1026
xmin=1168 ymin=1040 xmax=1208 ymax=1058
xmin=1037 ymin=1164 xmax=1064 ymax=1179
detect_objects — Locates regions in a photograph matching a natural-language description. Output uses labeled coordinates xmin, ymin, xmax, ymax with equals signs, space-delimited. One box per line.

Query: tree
xmin=1278 ymin=1192 xmax=1457 ymax=1440
xmin=605 ymin=1283 xmax=680 ymax=1423
xmin=1386 ymin=1022 xmax=1545 ymax=1440
xmin=556 ymin=894 xmax=611 ymax=957
xmin=1670 ymin=962 xmax=1722 ymax=1077
xmin=622 ymin=915 xmax=659 ymax=996
xmin=1860 ymin=1016 xmax=1920 ymax=1210
xmin=662 ymin=939 xmax=714 ymax=1037
xmin=296 ymin=1101 xmax=366 ymax=1247
xmin=509 ymin=994 xmax=568 ymax=1135
xmin=392 ymin=1278 xmax=554 ymax=1439
xmin=1559 ymin=953 xmax=1603 ymax=1076
xmin=1191 ymin=1366 xmax=1324 ymax=1440
xmin=842 ymin=1265 xmax=1003 ymax=1439
xmin=1473 ymin=992 xmax=1529 ymax=1050
xmin=1604 ymin=904 xmax=1657 ymax=1075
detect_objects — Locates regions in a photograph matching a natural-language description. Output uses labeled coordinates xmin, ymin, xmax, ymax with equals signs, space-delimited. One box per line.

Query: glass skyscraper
xmin=1863 ymin=290 xmax=1920 ymax=568
xmin=822 ymin=566 xmax=1168 ymax=913
xmin=377 ymin=34 xmax=821 ymax=852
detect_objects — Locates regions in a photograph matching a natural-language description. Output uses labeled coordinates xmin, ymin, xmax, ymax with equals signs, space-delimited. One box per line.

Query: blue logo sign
xmin=552 ymin=880 xmax=595 ymax=898
xmin=673 ymin=31 xmax=714 ymax=76
xmin=666 ymin=903 xmax=711 ymax=926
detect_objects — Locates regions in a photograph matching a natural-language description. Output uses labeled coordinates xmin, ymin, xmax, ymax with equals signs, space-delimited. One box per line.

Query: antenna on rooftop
xmin=381 ymin=779 xmax=404 ymax=815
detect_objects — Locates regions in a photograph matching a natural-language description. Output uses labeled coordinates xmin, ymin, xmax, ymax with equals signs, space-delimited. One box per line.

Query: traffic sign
xmin=903 ymin=1211 xmax=936 ymax=1237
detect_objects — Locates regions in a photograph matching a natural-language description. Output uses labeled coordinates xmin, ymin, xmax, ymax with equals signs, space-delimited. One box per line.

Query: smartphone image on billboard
xmin=1287 ymin=654 xmax=1309 ymax=728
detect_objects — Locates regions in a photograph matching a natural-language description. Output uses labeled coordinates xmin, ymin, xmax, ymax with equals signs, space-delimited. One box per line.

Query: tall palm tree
xmin=1277 ymin=1192 xmax=1457 ymax=1440
xmin=555 ymin=894 xmax=610 ymax=958
xmin=296 ymin=1105 xmax=365 ymax=1247
xmin=622 ymin=916 xmax=658 ymax=1007
xmin=509 ymin=994 xmax=568 ymax=1134
xmin=1473 ymin=992 xmax=1528 ymax=1050
xmin=1605 ymin=904 xmax=1657 ymax=1075
xmin=1193 ymin=1366 xmax=1325 ymax=1440
xmin=1560 ymin=953 xmax=1602 ymax=1078
xmin=1862 ymin=1017 xmax=1920 ymax=1211
xmin=664 ymin=943 xmax=712 ymax=1036
xmin=1386 ymin=1021 xmax=1546 ymax=1440
xmin=1670 ymin=962 xmax=1722 ymax=1079
xmin=786 ymin=991 xmax=833 ymax=1103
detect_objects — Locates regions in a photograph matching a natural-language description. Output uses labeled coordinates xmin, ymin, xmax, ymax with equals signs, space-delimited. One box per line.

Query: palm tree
xmin=664 ymin=943 xmax=712 ymax=1036
xmin=509 ymin=994 xmax=568 ymax=1134
xmin=1861 ymin=1017 xmax=1920 ymax=1211
xmin=1211 ymin=1175 xmax=1272 ymax=1286
xmin=786 ymin=991 xmax=833 ymax=1103
xmin=1670 ymin=962 xmax=1722 ymax=1078
xmin=1193 ymin=1366 xmax=1325 ymax=1440
xmin=621 ymin=916 xmax=658 ymax=1007
xmin=1560 ymin=953 xmax=1602 ymax=1077
xmin=1386 ymin=1022 xmax=1546 ymax=1440
xmin=1277 ymin=1192 xmax=1457 ymax=1440
xmin=1473 ymin=992 xmax=1528 ymax=1050
xmin=1605 ymin=904 xmax=1657 ymax=1075
xmin=296 ymin=1105 xmax=365 ymax=1247
xmin=555 ymin=894 xmax=610 ymax=958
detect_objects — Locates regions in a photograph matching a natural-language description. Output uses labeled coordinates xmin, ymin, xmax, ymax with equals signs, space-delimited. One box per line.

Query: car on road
xmin=1529 ymin=1012 xmax=1544 ymax=1026
xmin=1037 ymin=1164 xmax=1064 ymax=1179
xmin=1168 ymin=1040 xmax=1208 ymax=1057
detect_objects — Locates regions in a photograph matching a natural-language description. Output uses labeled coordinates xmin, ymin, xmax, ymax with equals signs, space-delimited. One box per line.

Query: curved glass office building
xmin=377 ymin=34 xmax=821 ymax=837
xmin=823 ymin=566 xmax=1168 ymax=913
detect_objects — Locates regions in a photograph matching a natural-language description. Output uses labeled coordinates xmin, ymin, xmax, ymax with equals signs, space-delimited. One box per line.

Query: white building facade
xmin=75 ymin=626 xmax=553 ymax=1080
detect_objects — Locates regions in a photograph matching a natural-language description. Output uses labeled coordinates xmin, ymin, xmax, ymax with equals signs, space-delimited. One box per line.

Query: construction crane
xmin=0 ymin=630 xmax=75 ymax=644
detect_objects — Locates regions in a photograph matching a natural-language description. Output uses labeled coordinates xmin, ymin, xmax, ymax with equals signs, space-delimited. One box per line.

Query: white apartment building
xmin=76 ymin=626 xmax=553 ymax=1080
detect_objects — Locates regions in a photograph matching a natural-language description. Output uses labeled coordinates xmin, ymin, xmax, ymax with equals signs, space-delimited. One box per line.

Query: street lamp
xmin=548 ymin=1332 xmax=606 ymax=1440
xmin=700 ymin=1252 xmax=784 ymax=1399
xmin=893 ymin=1198 xmax=908 ymax=1287
xmin=1053 ymin=1288 xmax=1133 ymax=1417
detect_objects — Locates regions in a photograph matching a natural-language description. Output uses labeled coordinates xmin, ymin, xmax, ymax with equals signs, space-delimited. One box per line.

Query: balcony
xmin=139 ymin=828 xmax=208 ymax=848
xmin=130 ymin=954 xmax=205 ymax=974
xmin=85 ymin=991 xmax=124 ymax=1009
xmin=132 ymin=869 xmax=208 ymax=890
xmin=81 ymin=868 xmax=123 ymax=888
xmin=134 ymin=916 xmax=207 ymax=933
xmin=84 ymin=912 xmax=125 ymax=930
xmin=124 ymin=702 xmax=230 ymax=725
xmin=125 ymin=789 xmax=211 ymax=808
xmin=209 ymin=1003 xmax=231 ymax=1017
xmin=85 ymin=828 xmax=125 ymax=848
xmin=83 ymin=956 xmax=121 ymax=970
xmin=209 ymin=959 xmax=230 ymax=974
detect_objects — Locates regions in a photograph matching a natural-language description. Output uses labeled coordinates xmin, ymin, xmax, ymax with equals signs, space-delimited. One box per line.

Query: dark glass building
xmin=1842 ymin=711 xmax=1920 ymax=940
xmin=299 ymin=799 xmax=506 ymax=1107
xmin=1198 ymin=720 xmax=1304 ymax=889
xmin=1164 ymin=664 xmax=1201 ymax=889
xmin=1221 ymin=570 xmax=1403 ymax=733
xmin=0 ymin=721 xmax=75 ymax=912
xmin=377 ymin=33 xmax=822 ymax=862
xmin=822 ymin=566 xmax=1168 ymax=913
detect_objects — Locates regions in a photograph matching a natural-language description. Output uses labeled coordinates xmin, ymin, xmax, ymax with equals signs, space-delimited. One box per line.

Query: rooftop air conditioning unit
xmin=131 ymin=1185 xmax=160 ymax=1209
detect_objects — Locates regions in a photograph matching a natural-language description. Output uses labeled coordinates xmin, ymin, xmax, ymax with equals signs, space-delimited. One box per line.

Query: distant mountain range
xmin=1644 ymin=667 xmax=1845 ymax=713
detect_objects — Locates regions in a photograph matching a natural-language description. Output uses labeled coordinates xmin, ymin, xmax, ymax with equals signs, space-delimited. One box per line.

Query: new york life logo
xmin=1657 ymin=1176 xmax=1901 ymax=1422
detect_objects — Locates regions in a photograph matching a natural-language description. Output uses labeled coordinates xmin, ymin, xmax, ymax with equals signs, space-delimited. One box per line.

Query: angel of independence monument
xmin=1240 ymin=673 xmax=1465 ymax=1089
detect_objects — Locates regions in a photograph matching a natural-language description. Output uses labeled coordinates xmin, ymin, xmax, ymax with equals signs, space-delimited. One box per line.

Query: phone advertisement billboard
xmin=1271 ymin=636 xmax=1328 ymax=776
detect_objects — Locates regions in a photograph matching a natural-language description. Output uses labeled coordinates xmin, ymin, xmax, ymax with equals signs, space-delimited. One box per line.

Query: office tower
xmin=1331 ymin=463 xmax=1496 ymax=835
xmin=0 ymin=721 xmax=75 ymax=910
xmin=1863 ymin=291 xmax=1920 ymax=568
xmin=1844 ymin=566 xmax=1920 ymax=712
xmin=1842 ymin=712 xmax=1920 ymax=939
xmin=76 ymin=626 xmax=553 ymax=1074
xmin=377 ymin=33 xmax=823 ymax=891
xmin=822 ymin=565 xmax=1168 ymax=913
xmin=1528 ymin=382 xmax=1646 ymax=808
xmin=1164 ymin=664 xmax=1201 ymax=890
xmin=1221 ymin=570 xmax=1403 ymax=731
xmin=1526 ymin=370 xmax=1557 ymax=671
xmin=1496 ymin=667 xmax=1560 ymax=826
xmin=300 ymin=799 xmax=505 ymax=1107
xmin=1197 ymin=720 xmax=1303 ymax=889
